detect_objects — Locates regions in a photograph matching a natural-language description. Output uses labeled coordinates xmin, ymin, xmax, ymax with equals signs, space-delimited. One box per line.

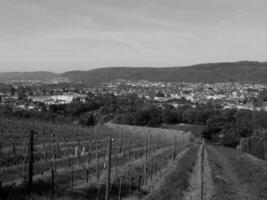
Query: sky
xmin=0 ymin=0 xmax=267 ymax=72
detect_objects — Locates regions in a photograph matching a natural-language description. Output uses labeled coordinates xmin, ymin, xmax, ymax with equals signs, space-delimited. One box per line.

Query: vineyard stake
xmin=105 ymin=137 xmax=112 ymax=200
xmin=51 ymin=168 xmax=55 ymax=193
xmin=119 ymin=131 xmax=122 ymax=153
xmin=128 ymin=133 xmax=131 ymax=164
xmin=172 ymin=137 xmax=176 ymax=161
xmin=28 ymin=129 xmax=34 ymax=196
xmin=150 ymin=167 xmax=152 ymax=181
xmin=86 ymin=169 xmax=89 ymax=183
xmin=201 ymin=139 xmax=205 ymax=200
xmin=144 ymin=132 xmax=148 ymax=185
xmin=118 ymin=176 xmax=122 ymax=200
xmin=138 ymin=176 xmax=142 ymax=191
xmin=71 ymin=169 xmax=74 ymax=188
xmin=51 ymin=121 xmax=56 ymax=173
xmin=95 ymin=126 xmax=99 ymax=180
xmin=129 ymin=176 xmax=132 ymax=194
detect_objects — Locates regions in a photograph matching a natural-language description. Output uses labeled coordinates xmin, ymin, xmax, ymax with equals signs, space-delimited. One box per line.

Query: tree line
xmin=114 ymin=102 xmax=267 ymax=147
xmin=1 ymin=92 xmax=267 ymax=147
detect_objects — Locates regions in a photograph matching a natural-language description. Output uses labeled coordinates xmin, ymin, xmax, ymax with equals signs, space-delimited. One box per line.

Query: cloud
xmin=0 ymin=0 xmax=267 ymax=71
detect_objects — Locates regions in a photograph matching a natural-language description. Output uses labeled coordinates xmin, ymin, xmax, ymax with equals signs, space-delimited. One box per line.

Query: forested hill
xmin=1 ymin=61 xmax=267 ymax=84
xmin=0 ymin=71 xmax=58 ymax=80
xmin=62 ymin=61 xmax=267 ymax=85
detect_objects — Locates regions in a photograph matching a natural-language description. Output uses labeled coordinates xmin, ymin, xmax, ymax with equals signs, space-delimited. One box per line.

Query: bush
xmin=221 ymin=133 xmax=239 ymax=147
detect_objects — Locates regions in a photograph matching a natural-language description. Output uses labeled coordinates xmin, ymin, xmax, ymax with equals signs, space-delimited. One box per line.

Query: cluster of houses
xmin=0 ymin=78 xmax=267 ymax=112
xmin=103 ymin=80 xmax=267 ymax=111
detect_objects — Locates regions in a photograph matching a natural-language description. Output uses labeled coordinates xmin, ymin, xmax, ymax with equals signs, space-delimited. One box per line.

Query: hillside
xmin=62 ymin=61 xmax=267 ymax=85
xmin=0 ymin=71 xmax=58 ymax=80
xmin=1 ymin=61 xmax=267 ymax=84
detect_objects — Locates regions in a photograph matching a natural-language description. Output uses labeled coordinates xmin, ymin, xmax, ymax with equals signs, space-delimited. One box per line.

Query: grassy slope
xmin=207 ymin=145 xmax=267 ymax=200
xmin=161 ymin=123 xmax=204 ymax=138
xmin=143 ymin=144 xmax=199 ymax=200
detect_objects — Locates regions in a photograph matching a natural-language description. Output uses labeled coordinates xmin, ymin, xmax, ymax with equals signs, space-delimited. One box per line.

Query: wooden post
xmin=144 ymin=132 xmax=148 ymax=185
xmin=113 ymin=152 xmax=119 ymax=187
xmin=119 ymin=131 xmax=122 ymax=153
xmin=51 ymin=121 xmax=56 ymax=173
xmin=71 ymin=170 xmax=74 ymax=188
xmin=129 ymin=176 xmax=132 ymax=195
xmin=150 ymin=167 xmax=152 ymax=181
xmin=28 ymin=130 xmax=34 ymax=195
xmin=68 ymin=156 xmax=71 ymax=168
xmin=148 ymin=132 xmax=151 ymax=156
xmin=201 ymin=139 xmax=205 ymax=200
xmin=86 ymin=169 xmax=89 ymax=183
xmin=162 ymin=136 xmax=165 ymax=168
xmin=105 ymin=137 xmax=112 ymax=200
xmin=95 ymin=126 xmax=99 ymax=180
xmin=87 ymin=150 xmax=90 ymax=168
xmin=172 ymin=137 xmax=176 ymax=161
xmin=155 ymin=163 xmax=158 ymax=176
xmin=50 ymin=121 xmax=56 ymax=193
xmin=51 ymin=169 xmax=55 ymax=192
xmin=138 ymin=176 xmax=142 ymax=191
xmin=12 ymin=145 xmax=16 ymax=155
xmin=118 ymin=176 xmax=122 ymax=200
xmin=128 ymin=133 xmax=131 ymax=164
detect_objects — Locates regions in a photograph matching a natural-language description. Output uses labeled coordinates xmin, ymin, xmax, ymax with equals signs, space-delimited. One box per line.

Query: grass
xmin=161 ymin=123 xmax=204 ymax=138
xmin=143 ymin=144 xmax=199 ymax=200
xmin=207 ymin=145 xmax=267 ymax=200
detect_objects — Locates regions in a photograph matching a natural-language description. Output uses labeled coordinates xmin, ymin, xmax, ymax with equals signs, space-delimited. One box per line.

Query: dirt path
xmin=142 ymin=144 xmax=199 ymax=200
xmin=143 ymin=143 xmax=267 ymax=200
xmin=207 ymin=145 xmax=267 ymax=200
xmin=182 ymin=142 xmax=213 ymax=200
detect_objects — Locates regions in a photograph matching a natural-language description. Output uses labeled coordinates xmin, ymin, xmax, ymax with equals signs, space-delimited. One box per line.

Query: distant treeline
xmin=1 ymin=92 xmax=267 ymax=148
xmin=0 ymin=93 xmax=144 ymax=123
xmin=114 ymin=103 xmax=267 ymax=147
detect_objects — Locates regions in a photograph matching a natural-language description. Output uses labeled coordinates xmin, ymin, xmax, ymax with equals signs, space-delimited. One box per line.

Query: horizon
xmin=1 ymin=0 xmax=267 ymax=72
xmin=0 ymin=59 xmax=265 ymax=73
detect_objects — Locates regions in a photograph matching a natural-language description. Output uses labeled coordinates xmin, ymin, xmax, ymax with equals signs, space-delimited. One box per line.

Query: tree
xmin=182 ymin=107 xmax=198 ymax=124
xmin=155 ymin=91 xmax=164 ymax=97
xmin=206 ymin=113 xmax=225 ymax=134
xmin=80 ymin=112 xmax=95 ymax=126
xmin=235 ymin=110 xmax=254 ymax=138
xmin=202 ymin=126 xmax=213 ymax=140
xmin=220 ymin=128 xmax=239 ymax=147
xmin=162 ymin=106 xmax=177 ymax=124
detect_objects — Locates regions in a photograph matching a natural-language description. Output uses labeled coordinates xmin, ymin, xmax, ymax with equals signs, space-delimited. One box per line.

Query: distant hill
xmin=62 ymin=61 xmax=267 ymax=85
xmin=1 ymin=61 xmax=267 ymax=84
xmin=0 ymin=71 xmax=58 ymax=81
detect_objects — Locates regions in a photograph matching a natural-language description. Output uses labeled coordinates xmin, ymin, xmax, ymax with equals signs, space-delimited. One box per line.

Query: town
xmin=0 ymin=78 xmax=266 ymax=112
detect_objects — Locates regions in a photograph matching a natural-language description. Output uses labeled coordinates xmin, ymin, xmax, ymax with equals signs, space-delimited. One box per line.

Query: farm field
xmin=1 ymin=119 xmax=267 ymax=200
xmin=0 ymin=119 xmax=194 ymax=200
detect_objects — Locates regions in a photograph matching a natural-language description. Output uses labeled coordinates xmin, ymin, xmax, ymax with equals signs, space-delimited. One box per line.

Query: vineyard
xmin=0 ymin=118 xmax=195 ymax=200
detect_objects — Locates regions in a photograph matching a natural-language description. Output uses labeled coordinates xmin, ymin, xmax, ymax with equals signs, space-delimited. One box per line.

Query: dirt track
xmin=144 ymin=143 xmax=267 ymax=200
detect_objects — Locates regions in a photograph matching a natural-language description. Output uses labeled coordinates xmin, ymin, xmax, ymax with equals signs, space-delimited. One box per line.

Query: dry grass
xmin=143 ymin=144 xmax=199 ymax=200
xmin=161 ymin=123 xmax=204 ymax=138
xmin=207 ymin=145 xmax=267 ymax=200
